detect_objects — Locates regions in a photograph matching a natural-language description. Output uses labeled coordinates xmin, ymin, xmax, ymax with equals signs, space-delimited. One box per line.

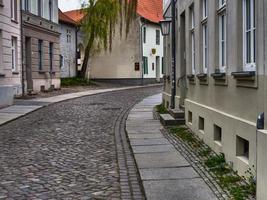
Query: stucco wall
xmin=89 ymin=18 xmax=141 ymax=79
xmin=142 ymin=23 xmax=163 ymax=79
xmin=163 ymin=0 xmax=266 ymax=179
xmin=0 ymin=0 xmax=22 ymax=96
xmin=59 ymin=22 xmax=76 ymax=78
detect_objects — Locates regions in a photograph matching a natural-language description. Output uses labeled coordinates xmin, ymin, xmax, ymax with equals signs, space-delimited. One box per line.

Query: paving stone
xmin=0 ymin=86 xmax=162 ymax=199
xmin=143 ymin=179 xmax=218 ymax=200
xmin=139 ymin=167 xmax=200 ymax=180
xmin=130 ymin=138 xmax=170 ymax=146
xmin=135 ymin=152 xmax=189 ymax=169
xmin=132 ymin=144 xmax=175 ymax=153
xmin=128 ymin=133 xmax=164 ymax=139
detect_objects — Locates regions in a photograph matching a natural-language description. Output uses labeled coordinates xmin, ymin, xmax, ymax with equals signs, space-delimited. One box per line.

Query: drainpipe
xmin=75 ymin=26 xmax=78 ymax=76
xmin=170 ymin=0 xmax=176 ymax=109
xmin=140 ymin=19 xmax=146 ymax=86
xmin=20 ymin=1 xmax=25 ymax=96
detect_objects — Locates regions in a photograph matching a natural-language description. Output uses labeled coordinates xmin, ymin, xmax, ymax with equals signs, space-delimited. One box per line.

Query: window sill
xmin=196 ymin=73 xmax=207 ymax=80
xmin=199 ymin=130 xmax=205 ymax=135
xmin=217 ymin=4 xmax=226 ymax=15
xmin=12 ymin=71 xmax=19 ymax=75
xmin=214 ymin=141 xmax=222 ymax=147
xmin=211 ymin=72 xmax=225 ymax=79
xmin=0 ymin=73 xmax=5 ymax=77
xmin=11 ymin=19 xmax=18 ymax=24
xmin=237 ymin=156 xmax=249 ymax=165
xmin=0 ymin=3 xmax=4 ymax=7
xmin=38 ymin=71 xmax=46 ymax=74
xmin=231 ymin=71 xmax=255 ymax=80
xmin=187 ymin=74 xmax=195 ymax=84
xmin=50 ymin=71 xmax=56 ymax=75
xmin=201 ymin=17 xmax=207 ymax=25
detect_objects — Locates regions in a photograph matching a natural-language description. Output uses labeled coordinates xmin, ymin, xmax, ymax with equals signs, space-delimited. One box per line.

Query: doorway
xmin=179 ymin=12 xmax=187 ymax=108
xmin=25 ymin=37 xmax=33 ymax=92
xmin=156 ymin=56 xmax=160 ymax=82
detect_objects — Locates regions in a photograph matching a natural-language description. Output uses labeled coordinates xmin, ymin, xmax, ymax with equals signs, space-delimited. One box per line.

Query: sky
xmin=59 ymin=0 xmax=168 ymax=12
xmin=58 ymin=0 xmax=83 ymax=12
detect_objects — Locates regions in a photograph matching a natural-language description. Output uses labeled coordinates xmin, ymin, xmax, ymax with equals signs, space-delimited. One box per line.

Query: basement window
xmin=214 ymin=124 xmax=222 ymax=144
xmin=236 ymin=136 xmax=249 ymax=161
xmin=188 ymin=111 xmax=192 ymax=123
xmin=199 ymin=117 xmax=205 ymax=132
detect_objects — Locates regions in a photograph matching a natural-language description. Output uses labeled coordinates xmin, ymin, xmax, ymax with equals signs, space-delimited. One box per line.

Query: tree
xmin=79 ymin=0 xmax=137 ymax=78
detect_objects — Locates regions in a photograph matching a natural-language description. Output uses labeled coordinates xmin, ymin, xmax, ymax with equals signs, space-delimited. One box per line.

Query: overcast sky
xmin=59 ymin=0 xmax=168 ymax=12
xmin=58 ymin=0 xmax=83 ymax=12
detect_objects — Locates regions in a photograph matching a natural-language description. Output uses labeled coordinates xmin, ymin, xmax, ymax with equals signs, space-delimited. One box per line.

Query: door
xmin=25 ymin=37 xmax=33 ymax=92
xmin=156 ymin=56 xmax=160 ymax=82
xmin=179 ymin=12 xmax=187 ymax=108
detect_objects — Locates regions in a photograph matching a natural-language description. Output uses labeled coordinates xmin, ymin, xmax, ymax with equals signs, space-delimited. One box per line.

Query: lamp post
xmin=160 ymin=0 xmax=176 ymax=109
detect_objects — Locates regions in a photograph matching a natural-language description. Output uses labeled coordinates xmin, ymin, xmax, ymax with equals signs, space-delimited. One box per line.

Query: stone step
xmin=159 ymin=114 xmax=185 ymax=126
xmin=168 ymin=109 xmax=185 ymax=119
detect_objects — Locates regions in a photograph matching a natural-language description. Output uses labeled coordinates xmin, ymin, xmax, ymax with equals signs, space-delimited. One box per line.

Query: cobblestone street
xmin=0 ymin=86 xmax=162 ymax=200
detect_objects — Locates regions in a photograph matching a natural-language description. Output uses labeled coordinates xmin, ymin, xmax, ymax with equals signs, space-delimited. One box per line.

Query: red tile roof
xmin=137 ymin=0 xmax=163 ymax=23
xmin=64 ymin=9 xmax=86 ymax=24
xmin=64 ymin=0 xmax=163 ymax=25
xmin=59 ymin=9 xmax=77 ymax=25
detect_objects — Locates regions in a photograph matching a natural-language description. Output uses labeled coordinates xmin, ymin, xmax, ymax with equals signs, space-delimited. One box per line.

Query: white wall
xmin=142 ymin=23 xmax=164 ymax=79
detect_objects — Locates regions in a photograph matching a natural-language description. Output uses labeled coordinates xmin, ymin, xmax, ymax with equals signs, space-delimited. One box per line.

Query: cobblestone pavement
xmin=0 ymin=86 xmax=162 ymax=200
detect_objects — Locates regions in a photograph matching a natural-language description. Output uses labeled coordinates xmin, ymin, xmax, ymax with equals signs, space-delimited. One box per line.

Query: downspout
xmin=140 ymin=19 xmax=145 ymax=85
xmin=75 ymin=26 xmax=78 ymax=76
xmin=20 ymin=1 xmax=25 ymax=96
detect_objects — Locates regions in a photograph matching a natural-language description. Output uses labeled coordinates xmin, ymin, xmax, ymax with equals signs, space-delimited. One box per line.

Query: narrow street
xmin=0 ymin=86 xmax=162 ymax=199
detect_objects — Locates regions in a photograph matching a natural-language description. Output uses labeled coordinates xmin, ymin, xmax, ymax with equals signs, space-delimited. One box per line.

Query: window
xmin=190 ymin=6 xmax=195 ymax=74
xmin=11 ymin=37 xmax=17 ymax=72
xmin=31 ymin=0 xmax=38 ymax=15
xmin=38 ymin=40 xmax=43 ymax=70
xmin=67 ymin=29 xmax=71 ymax=43
xmin=11 ymin=0 xmax=17 ymax=21
xmin=219 ymin=13 xmax=226 ymax=72
xmin=38 ymin=0 xmax=42 ymax=16
xmin=156 ymin=30 xmax=160 ymax=45
xmin=202 ymin=24 xmax=208 ymax=73
xmin=243 ymin=0 xmax=256 ymax=71
xmin=49 ymin=42 xmax=54 ymax=71
xmin=214 ymin=125 xmax=222 ymax=143
xmin=202 ymin=0 xmax=207 ymax=19
xmin=188 ymin=111 xmax=192 ymax=123
xmin=143 ymin=27 xmax=146 ymax=43
xmin=236 ymin=136 xmax=249 ymax=160
xmin=60 ymin=55 xmax=64 ymax=68
xmin=143 ymin=57 xmax=148 ymax=74
xmin=49 ymin=0 xmax=53 ymax=21
xmin=199 ymin=117 xmax=205 ymax=131
xmin=22 ymin=0 xmax=30 ymax=11
xmin=162 ymin=57 xmax=164 ymax=74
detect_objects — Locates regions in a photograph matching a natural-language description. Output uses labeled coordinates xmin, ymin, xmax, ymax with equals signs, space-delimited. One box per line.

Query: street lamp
xmin=160 ymin=0 xmax=176 ymax=110
xmin=160 ymin=19 xmax=171 ymax=36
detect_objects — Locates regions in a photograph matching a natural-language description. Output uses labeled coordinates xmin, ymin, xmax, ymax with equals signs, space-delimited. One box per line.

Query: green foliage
xmin=156 ymin=104 xmax=168 ymax=114
xmin=61 ymin=77 xmax=93 ymax=86
xmin=170 ymin=126 xmax=256 ymax=200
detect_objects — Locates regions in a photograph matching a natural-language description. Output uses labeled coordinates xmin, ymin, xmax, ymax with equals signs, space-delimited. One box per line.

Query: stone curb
xmin=0 ymin=84 xmax=162 ymax=127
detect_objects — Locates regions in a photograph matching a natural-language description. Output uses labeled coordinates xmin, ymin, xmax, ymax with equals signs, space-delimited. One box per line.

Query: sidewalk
xmin=0 ymin=84 xmax=162 ymax=126
xmin=126 ymin=94 xmax=218 ymax=200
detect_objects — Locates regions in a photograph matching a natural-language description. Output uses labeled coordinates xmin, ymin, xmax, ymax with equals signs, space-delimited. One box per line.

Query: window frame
xmin=143 ymin=27 xmax=146 ymax=44
xmin=11 ymin=37 xmax=17 ymax=72
xmin=49 ymin=42 xmax=54 ymax=72
xmin=202 ymin=23 xmax=208 ymax=74
xmin=219 ymin=0 xmax=226 ymax=8
xmin=49 ymin=0 xmax=53 ymax=21
xmin=143 ymin=56 xmax=148 ymax=75
xmin=67 ymin=29 xmax=72 ymax=43
xmin=202 ymin=0 xmax=207 ymax=19
xmin=190 ymin=5 xmax=196 ymax=75
xmin=243 ymin=0 xmax=256 ymax=72
xmin=156 ymin=30 xmax=160 ymax=45
xmin=11 ymin=0 xmax=17 ymax=22
xmin=38 ymin=39 xmax=43 ymax=71
xmin=219 ymin=13 xmax=226 ymax=72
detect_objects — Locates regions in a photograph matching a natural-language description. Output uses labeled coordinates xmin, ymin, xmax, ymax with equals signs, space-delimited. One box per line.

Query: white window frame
xmin=219 ymin=0 xmax=226 ymax=8
xmin=11 ymin=0 xmax=17 ymax=21
xmin=11 ymin=37 xmax=17 ymax=72
xmin=219 ymin=13 xmax=226 ymax=72
xmin=190 ymin=6 xmax=195 ymax=74
xmin=243 ymin=0 xmax=256 ymax=72
xmin=202 ymin=0 xmax=207 ymax=19
xmin=202 ymin=24 xmax=208 ymax=74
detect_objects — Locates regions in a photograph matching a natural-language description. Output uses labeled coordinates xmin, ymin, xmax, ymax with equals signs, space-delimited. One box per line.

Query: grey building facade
xmin=22 ymin=0 xmax=61 ymax=93
xmin=59 ymin=10 xmax=77 ymax=78
xmin=0 ymin=0 xmax=22 ymax=107
xmin=162 ymin=0 xmax=267 ymax=199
